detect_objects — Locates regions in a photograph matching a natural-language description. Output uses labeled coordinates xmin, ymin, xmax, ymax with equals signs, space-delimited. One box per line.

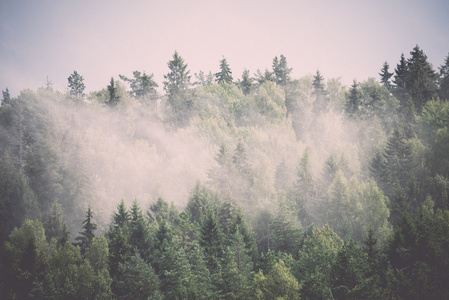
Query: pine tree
xmin=215 ymin=57 xmax=233 ymax=84
xmin=75 ymin=204 xmax=97 ymax=252
xmin=44 ymin=201 xmax=69 ymax=244
xmin=200 ymin=209 xmax=222 ymax=272
xmin=379 ymin=61 xmax=394 ymax=90
xmin=439 ymin=52 xmax=449 ymax=101
xmin=272 ymin=54 xmax=292 ymax=87
xmin=107 ymin=77 xmax=119 ymax=106
xmin=1 ymin=87 xmax=11 ymax=108
xmin=346 ymin=80 xmax=362 ymax=117
xmin=406 ymin=45 xmax=439 ymax=113
xmin=163 ymin=51 xmax=192 ymax=124
xmin=129 ymin=200 xmax=150 ymax=260
xmin=67 ymin=71 xmax=85 ymax=99
xmin=239 ymin=69 xmax=253 ymax=95
xmin=119 ymin=70 xmax=158 ymax=100
xmin=312 ymin=70 xmax=329 ymax=113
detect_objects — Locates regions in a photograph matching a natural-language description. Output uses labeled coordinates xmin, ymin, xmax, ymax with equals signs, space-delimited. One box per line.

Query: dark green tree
xmin=312 ymin=70 xmax=329 ymax=113
xmin=346 ymin=80 xmax=362 ymax=117
xmin=163 ymin=51 xmax=192 ymax=124
xmin=239 ymin=69 xmax=253 ymax=95
xmin=116 ymin=252 xmax=160 ymax=299
xmin=215 ymin=57 xmax=233 ymax=84
xmin=128 ymin=200 xmax=151 ymax=260
xmin=119 ymin=70 xmax=158 ymax=100
xmin=272 ymin=54 xmax=292 ymax=87
xmin=379 ymin=61 xmax=394 ymax=90
xmin=405 ymin=45 xmax=439 ymax=113
xmin=75 ymin=204 xmax=97 ymax=252
xmin=254 ymin=69 xmax=276 ymax=85
xmin=67 ymin=71 xmax=85 ymax=99
xmin=330 ymin=239 xmax=374 ymax=299
xmin=200 ymin=209 xmax=223 ymax=272
xmin=107 ymin=77 xmax=120 ymax=106
xmin=44 ymin=201 xmax=69 ymax=244
xmin=1 ymin=88 xmax=11 ymax=108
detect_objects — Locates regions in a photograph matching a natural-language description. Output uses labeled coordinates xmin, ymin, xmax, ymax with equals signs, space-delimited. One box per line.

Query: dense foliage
xmin=1 ymin=47 xmax=449 ymax=299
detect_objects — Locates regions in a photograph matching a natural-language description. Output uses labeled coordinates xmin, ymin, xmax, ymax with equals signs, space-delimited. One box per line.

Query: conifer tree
xmin=129 ymin=200 xmax=150 ymax=260
xmin=67 ymin=71 xmax=85 ymax=99
xmin=44 ymin=201 xmax=69 ymax=244
xmin=405 ymin=45 xmax=439 ymax=113
xmin=346 ymin=80 xmax=362 ymax=117
xmin=163 ymin=51 xmax=192 ymax=124
xmin=119 ymin=70 xmax=158 ymax=100
xmin=75 ymin=204 xmax=97 ymax=252
xmin=215 ymin=57 xmax=233 ymax=84
xmin=107 ymin=77 xmax=119 ymax=106
xmin=239 ymin=69 xmax=253 ymax=95
xmin=379 ymin=61 xmax=394 ymax=90
xmin=272 ymin=54 xmax=292 ymax=87
xmin=200 ymin=209 xmax=222 ymax=272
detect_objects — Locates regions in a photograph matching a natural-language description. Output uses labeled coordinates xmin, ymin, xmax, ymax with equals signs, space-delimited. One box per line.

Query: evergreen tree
xmin=129 ymin=200 xmax=150 ymax=260
xmin=272 ymin=54 xmax=292 ymax=87
xmin=439 ymin=52 xmax=449 ymax=101
xmin=67 ymin=71 xmax=85 ymax=99
xmin=312 ymin=70 xmax=329 ymax=113
xmin=379 ymin=61 xmax=394 ymax=90
xmin=44 ymin=201 xmax=69 ymax=244
xmin=330 ymin=239 xmax=373 ymax=299
xmin=215 ymin=57 xmax=233 ymax=84
xmin=254 ymin=69 xmax=276 ymax=85
xmin=200 ymin=209 xmax=222 ymax=272
xmin=116 ymin=253 xmax=160 ymax=299
xmin=346 ymin=80 xmax=362 ymax=117
xmin=119 ymin=70 xmax=158 ymax=100
xmin=163 ymin=51 xmax=192 ymax=124
xmin=239 ymin=69 xmax=253 ymax=95
xmin=107 ymin=77 xmax=120 ymax=106
xmin=75 ymin=204 xmax=97 ymax=252
xmin=253 ymin=260 xmax=301 ymax=300
xmin=1 ymin=88 xmax=11 ymax=108
xmin=405 ymin=45 xmax=439 ymax=113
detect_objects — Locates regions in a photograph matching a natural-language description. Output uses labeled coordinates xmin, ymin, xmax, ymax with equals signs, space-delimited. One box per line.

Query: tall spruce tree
xmin=379 ymin=61 xmax=394 ymax=90
xmin=239 ymin=69 xmax=253 ymax=95
xmin=67 ymin=71 xmax=85 ymax=99
xmin=163 ymin=51 xmax=192 ymax=124
xmin=119 ymin=70 xmax=158 ymax=100
xmin=75 ymin=204 xmax=97 ymax=252
xmin=215 ymin=57 xmax=233 ymax=84
xmin=107 ymin=77 xmax=119 ymax=106
xmin=405 ymin=45 xmax=439 ymax=113
xmin=272 ymin=54 xmax=292 ymax=87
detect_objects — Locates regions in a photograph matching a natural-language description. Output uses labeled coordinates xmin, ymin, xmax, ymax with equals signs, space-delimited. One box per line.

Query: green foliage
xmin=67 ymin=70 xmax=85 ymax=99
xmin=253 ymin=259 xmax=301 ymax=300
xmin=75 ymin=204 xmax=97 ymax=252
xmin=379 ymin=61 xmax=394 ymax=90
xmin=254 ymin=81 xmax=287 ymax=121
xmin=215 ymin=57 xmax=233 ymax=84
xmin=272 ymin=55 xmax=292 ymax=87
xmin=439 ymin=52 xmax=449 ymax=101
xmin=119 ymin=70 xmax=158 ymax=101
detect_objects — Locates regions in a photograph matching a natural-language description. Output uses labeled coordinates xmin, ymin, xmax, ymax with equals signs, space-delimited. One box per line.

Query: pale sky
xmin=1 ymin=0 xmax=448 ymax=96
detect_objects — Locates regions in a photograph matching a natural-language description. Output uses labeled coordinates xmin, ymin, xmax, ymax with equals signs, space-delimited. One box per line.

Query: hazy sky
xmin=1 ymin=0 xmax=448 ymax=96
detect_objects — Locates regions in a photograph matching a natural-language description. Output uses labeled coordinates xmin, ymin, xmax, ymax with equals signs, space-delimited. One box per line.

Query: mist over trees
xmin=1 ymin=46 xmax=449 ymax=299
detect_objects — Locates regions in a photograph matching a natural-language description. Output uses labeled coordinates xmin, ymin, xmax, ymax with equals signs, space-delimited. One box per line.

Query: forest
xmin=1 ymin=45 xmax=449 ymax=299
